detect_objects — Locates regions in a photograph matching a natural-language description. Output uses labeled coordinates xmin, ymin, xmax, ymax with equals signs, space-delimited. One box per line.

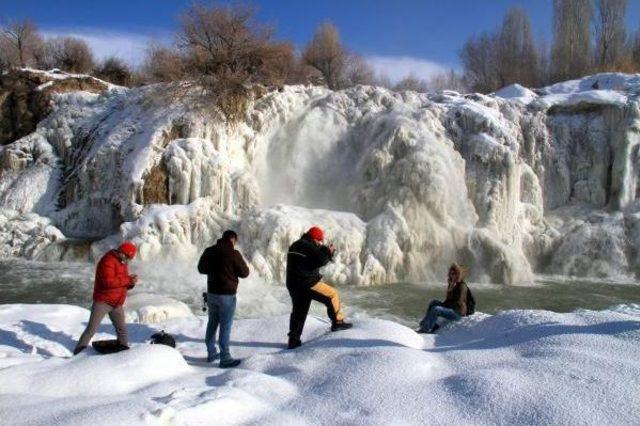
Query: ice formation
xmin=3 ymin=69 xmax=640 ymax=285
xmin=124 ymin=293 xmax=194 ymax=324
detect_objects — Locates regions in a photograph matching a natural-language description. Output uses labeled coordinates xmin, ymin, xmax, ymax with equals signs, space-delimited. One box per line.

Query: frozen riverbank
xmin=0 ymin=303 xmax=638 ymax=425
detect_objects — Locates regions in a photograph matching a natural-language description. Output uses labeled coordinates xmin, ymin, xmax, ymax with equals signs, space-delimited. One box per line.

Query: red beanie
xmin=119 ymin=241 xmax=137 ymax=259
xmin=307 ymin=226 xmax=324 ymax=242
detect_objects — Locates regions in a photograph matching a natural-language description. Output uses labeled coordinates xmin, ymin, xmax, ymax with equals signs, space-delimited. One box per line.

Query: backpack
xmin=466 ymin=287 xmax=476 ymax=316
xmin=150 ymin=330 xmax=176 ymax=348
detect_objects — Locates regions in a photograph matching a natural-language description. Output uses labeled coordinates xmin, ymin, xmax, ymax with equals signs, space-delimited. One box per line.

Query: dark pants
xmin=288 ymin=282 xmax=344 ymax=340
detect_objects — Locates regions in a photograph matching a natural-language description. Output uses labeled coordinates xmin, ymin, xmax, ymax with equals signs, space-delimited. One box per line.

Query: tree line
xmin=2 ymin=1 xmax=638 ymax=98
xmin=0 ymin=3 xmax=461 ymax=95
xmin=462 ymin=0 xmax=640 ymax=93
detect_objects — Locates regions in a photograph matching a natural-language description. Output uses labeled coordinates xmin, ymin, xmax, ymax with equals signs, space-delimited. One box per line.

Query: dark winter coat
xmin=93 ymin=250 xmax=133 ymax=307
xmin=443 ymin=281 xmax=468 ymax=316
xmin=286 ymin=234 xmax=333 ymax=294
xmin=198 ymin=238 xmax=250 ymax=295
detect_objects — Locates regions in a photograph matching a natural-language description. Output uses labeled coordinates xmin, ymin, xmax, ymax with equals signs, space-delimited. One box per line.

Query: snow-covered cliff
xmin=3 ymin=69 xmax=640 ymax=285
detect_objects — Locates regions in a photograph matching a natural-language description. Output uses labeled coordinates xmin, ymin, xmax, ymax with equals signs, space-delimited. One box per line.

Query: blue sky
xmin=3 ymin=0 xmax=640 ymax=81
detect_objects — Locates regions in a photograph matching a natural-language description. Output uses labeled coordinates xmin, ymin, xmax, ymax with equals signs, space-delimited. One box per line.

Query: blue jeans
xmin=419 ymin=300 xmax=460 ymax=332
xmin=205 ymin=294 xmax=237 ymax=362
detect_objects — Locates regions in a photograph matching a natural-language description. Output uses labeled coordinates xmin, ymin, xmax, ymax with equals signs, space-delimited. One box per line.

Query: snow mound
xmin=0 ymin=303 xmax=638 ymax=424
xmin=125 ymin=292 xmax=194 ymax=323
xmin=4 ymin=344 xmax=189 ymax=398
xmin=493 ymin=83 xmax=538 ymax=104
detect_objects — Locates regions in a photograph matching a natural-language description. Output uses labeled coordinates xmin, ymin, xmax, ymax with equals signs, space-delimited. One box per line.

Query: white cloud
xmin=367 ymin=55 xmax=449 ymax=83
xmin=41 ymin=28 xmax=172 ymax=66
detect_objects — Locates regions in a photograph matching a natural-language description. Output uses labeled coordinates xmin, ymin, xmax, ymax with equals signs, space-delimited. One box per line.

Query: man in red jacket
xmin=73 ymin=242 xmax=138 ymax=355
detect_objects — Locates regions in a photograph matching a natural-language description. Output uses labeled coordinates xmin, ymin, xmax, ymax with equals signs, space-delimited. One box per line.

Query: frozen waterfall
xmin=3 ymin=69 xmax=640 ymax=285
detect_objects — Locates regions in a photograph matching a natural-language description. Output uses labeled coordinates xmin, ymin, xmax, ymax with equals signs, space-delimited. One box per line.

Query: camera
xmin=325 ymin=242 xmax=336 ymax=262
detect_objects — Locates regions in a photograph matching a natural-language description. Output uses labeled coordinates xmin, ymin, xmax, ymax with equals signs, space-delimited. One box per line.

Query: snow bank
xmin=0 ymin=303 xmax=638 ymax=424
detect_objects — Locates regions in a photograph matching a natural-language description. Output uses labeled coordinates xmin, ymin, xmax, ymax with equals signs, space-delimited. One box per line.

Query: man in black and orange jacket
xmin=286 ymin=226 xmax=352 ymax=349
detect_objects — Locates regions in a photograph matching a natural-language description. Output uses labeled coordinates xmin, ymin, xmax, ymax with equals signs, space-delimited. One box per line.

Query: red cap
xmin=119 ymin=241 xmax=137 ymax=259
xmin=307 ymin=226 xmax=324 ymax=242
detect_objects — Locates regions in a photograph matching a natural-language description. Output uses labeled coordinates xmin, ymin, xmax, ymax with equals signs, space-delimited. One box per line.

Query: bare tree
xmin=460 ymin=32 xmax=500 ymax=92
xmin=140 ymin=44 xmax=187 ymax=83
xmin=631 ymin=30 xmax=640 ymax=70
xmin=343 ymin=53 xmax=377 ymax=86
xmin=178 ymin=4 xmax=279 ymax=83
xmin=94 ymin=56 xmax=132 ymax=86
xmin=1 ymin=20 xmax=43 ymax=67
xmin=303 ymin=22 xmax=346 ymax=90
xmin=551 ymin=0 xmax=594 ymax=82
xmin=594 ymin=0 xmax=628 ymax=70
xmin=496 ymin=7 xmax=539 ymax=88
xmin=536 ymin=37 xmax=552 ymax=86
xmin=426 ymin=69 xmax=467 ymax=92
xmin=38 ymin=37 xmax=95 ymax=73
xmin=177 ymin=3 xmax=298 ymax=120
xmin=394 ymin=74 xmax=429 ymax=92
xmin=285 ymin=57 xmax=324 ymax=85
xmin=0 ymin=36 xmax=11 ymax=72
xmin=254 ymin=41 xmax=297 ymax=87
xmin=375 ymin=73 xmax=393 ymax=89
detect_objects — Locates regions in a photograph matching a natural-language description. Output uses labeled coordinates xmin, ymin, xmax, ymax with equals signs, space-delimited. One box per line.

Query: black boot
xmin=219 ymin=358 xmax=242 ymax=368
xmin=288 ymin=337 xmax=302 ymax=349
xmin=427 ymin=324 xmax=440 ymax=334
xmin=73 ymin=345 xmax=87 ymax=355
xmin=331 ymin=321 xmax=353 ymax=332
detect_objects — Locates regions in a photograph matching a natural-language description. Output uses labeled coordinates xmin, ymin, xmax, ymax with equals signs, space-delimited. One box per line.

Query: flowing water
xmin=2 ymin=259 xmax=640 ymax=326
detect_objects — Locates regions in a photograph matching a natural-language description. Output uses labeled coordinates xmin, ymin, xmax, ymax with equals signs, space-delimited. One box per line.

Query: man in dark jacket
xmin=286 ymin=226 xmax=352 ymax=349
xmin=198 ymin=230 xmax=250 ymax=368
xmin=418 ymin=263 xmax=471 ymax=334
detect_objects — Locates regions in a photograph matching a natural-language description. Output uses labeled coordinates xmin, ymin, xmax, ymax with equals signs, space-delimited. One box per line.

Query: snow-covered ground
xmin=0 ymin=303 xmax=638 ymax=425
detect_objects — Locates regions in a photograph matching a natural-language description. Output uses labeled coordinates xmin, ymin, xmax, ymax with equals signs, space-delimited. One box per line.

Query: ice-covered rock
xmin=3 ymin=71 xmax=640 ymax=284
xmin=0 ymin=209 xmax=64 ymax=259
xmin=124 ymin=292 xmax=194 ymax=323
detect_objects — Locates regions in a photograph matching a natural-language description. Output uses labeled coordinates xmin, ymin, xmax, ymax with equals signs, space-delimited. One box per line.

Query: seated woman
xmin=418 ymin=263 xmax=471 ymax=334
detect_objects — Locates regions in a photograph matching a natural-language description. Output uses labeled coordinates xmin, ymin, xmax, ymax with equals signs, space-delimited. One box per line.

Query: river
xmin=2 ymin=258 xmax=639 ymax=327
